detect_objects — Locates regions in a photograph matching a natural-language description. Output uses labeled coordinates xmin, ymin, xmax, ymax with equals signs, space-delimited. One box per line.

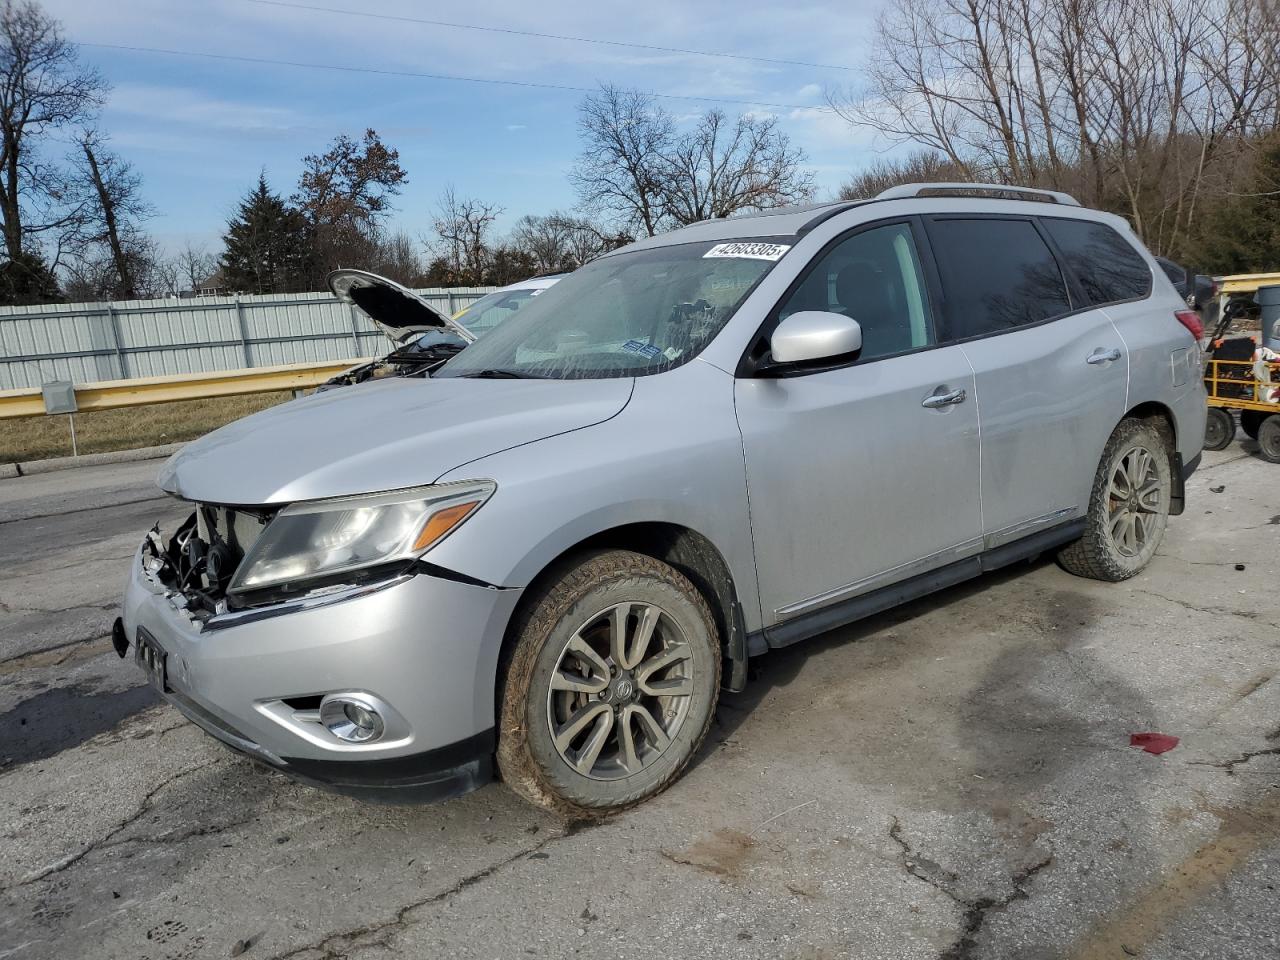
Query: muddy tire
xmin=1057 ymin=419 xmax=1172 ymax=582
xmin=497 ymin=549 xmax=720 ymax=817
xmin=1203 ymin=408 xmax=1235 ymax=451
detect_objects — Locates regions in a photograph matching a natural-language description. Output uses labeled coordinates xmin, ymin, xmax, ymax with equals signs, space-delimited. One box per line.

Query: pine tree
xmin=220 ymin=174 xmax=312 ymax=294
xmin=1187 ymin=136 xmax=1280 ymax=275
xmin=0 ymin=250 xmax=62 ymax=305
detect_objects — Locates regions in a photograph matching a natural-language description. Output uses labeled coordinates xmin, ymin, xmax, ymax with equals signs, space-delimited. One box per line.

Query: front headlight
xmin=228 ymin=480 xmax=495 ymax=597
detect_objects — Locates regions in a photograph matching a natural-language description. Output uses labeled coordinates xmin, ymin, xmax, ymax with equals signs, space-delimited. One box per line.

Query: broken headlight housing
xmin=227 ymin=480 xmax=495 ymax=603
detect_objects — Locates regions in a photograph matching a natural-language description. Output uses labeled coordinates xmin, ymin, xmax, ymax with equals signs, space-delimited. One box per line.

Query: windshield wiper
xmin=456 ymin=368 xmax=551 ymax=379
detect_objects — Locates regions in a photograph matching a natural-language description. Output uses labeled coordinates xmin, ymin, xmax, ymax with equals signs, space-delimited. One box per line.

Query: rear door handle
xmin=922 ymin=387 xmax=967 ymax=408
xmin=1086 ymin=348 xmax=1122 ymax=365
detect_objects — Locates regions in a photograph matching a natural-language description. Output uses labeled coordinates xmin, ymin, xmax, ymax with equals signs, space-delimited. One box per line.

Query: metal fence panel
xmin=0 ymin=286 xmax=496 ymax=390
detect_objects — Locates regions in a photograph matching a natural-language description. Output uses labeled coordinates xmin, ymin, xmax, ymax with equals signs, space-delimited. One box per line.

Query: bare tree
xmin=570 ymin=86 xmax=673 ymax=237
xmin=63 ymin=233 xmax=162 ymax=300
xmin=431 ymin=186 xmax=502 ymax=284
xmin=511 ymin=213 xmax=574 ymax=273
xmin=174 ymin=241 xmax=216 ymax=293
xmin=838 ymin=150 xmax=967 ymax=200
xmin=509 ymin=212 xmax=619 ymax=273
xmin=559 ymin=215 xmax=618 ymax=267
xmin=659 ymin=110 xmax=816 ymax=225
xmin=829 ymin=0 xmax=1280 ymax=255
xmin=573 ymin=86 xmax=816 ymax=235
xmin=152 ymin=254 xmax=179 ymax=297
xmin=75 ymin=131 xmax=153 ymax=298
xmin=370 ymin=230 xmax=426 ymax=286
xmin=0 ymin=1 xmax=106 ymax=264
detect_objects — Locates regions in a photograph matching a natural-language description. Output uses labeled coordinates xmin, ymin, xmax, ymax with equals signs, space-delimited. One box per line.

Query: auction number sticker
xmin=703 ymin=242 xmax=791 ymax=261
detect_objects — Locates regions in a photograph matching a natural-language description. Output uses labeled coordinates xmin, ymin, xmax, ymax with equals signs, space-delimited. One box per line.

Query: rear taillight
xmin=1175 ymin=309 xmax=1203 ymax=340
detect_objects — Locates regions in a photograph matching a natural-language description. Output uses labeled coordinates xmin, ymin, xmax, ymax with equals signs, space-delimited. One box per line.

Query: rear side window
xmin=1043 ymin=218 xmax=1153 ymax=305
xmin=928 ymin=218 xmax=1071 ymax=339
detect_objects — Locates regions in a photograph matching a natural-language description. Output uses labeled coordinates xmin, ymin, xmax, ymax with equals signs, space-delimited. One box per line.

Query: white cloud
xmin=107 ymin=83 xmax=303 ymax=135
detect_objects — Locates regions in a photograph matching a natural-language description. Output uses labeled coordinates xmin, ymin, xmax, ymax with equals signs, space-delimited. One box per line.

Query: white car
xmin=322 ymin=273 xmax=564 ymax=388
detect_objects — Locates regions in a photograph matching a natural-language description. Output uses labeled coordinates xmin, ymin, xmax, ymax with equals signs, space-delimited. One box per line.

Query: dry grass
xmin=0 ymin=391 xmax=293 ymax=463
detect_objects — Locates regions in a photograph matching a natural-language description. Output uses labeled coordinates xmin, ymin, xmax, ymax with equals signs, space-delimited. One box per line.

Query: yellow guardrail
xmin=0 ymin=358 xmax=369 ymax=420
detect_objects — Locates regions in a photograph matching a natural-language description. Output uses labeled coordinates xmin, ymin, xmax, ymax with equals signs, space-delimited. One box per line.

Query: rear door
xmin=924 ymin=216 xmax=1129 ymax=547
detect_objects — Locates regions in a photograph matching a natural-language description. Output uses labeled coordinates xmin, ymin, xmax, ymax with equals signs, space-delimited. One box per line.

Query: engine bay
xmin=320 ymin=336 xmax=465 ymax=388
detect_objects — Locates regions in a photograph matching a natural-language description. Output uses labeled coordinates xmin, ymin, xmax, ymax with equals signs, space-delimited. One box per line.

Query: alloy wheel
xmin=1105 ymin=444 xmax=1163 ymax=558
xmin=546 ymin=601 xmax=694 ymax=781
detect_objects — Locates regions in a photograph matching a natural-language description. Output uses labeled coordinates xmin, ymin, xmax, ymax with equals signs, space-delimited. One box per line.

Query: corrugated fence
xmin=0 ymin=286 xmax=496 ymax=390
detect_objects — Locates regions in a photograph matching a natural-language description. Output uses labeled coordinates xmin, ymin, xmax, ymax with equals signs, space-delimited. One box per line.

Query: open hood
xmin=327 ymin=269 xmax=476 ymax=345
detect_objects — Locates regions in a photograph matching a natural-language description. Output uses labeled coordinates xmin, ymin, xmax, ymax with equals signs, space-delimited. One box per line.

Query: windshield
xmin=436 ymin=239 xmax=789 ymax=379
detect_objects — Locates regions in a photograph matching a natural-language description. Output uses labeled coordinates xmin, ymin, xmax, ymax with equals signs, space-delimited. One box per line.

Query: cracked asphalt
xmin=1 ymin=448 xmax=1278 ymax=960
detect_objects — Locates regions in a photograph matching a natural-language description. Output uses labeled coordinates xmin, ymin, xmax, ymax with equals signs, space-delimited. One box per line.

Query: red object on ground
xmin=1130 ymin=733 xmax=1180 ymax=755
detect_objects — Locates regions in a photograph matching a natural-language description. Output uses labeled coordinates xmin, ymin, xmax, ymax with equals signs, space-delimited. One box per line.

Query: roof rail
xmin=875 ymin=182 xmax=1080 ymax=206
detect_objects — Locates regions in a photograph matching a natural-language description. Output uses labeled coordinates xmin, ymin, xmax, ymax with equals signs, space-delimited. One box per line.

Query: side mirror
xmin=769 ymin=311 xmax=863 ymax=365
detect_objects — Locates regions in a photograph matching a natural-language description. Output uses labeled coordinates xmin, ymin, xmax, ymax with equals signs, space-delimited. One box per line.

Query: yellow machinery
xmin=1199 ymin=271 xmax=1280 ymax=461
xmin=1203 ymin=354 xmax=1280 ymax=461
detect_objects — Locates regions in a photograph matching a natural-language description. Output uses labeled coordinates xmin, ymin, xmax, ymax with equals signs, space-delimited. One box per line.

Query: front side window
xmin=776 ymin=222 xmax=934 ymax=361
xmin=928 ymin=218 xmax=1072 ymax=339
xmin=1042 ymin=218 xmax=1152 ymax=306
xmin=437 ymin=239 xmax=787 ymax=379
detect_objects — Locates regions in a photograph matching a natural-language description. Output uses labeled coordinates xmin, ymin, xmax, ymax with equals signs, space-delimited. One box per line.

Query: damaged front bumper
xmin=118 ymin=540 xmax=521 ymax=802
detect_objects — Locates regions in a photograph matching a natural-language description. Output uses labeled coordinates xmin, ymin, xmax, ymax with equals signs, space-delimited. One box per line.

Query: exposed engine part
xmin=319 ymin=337 xmax=465 ymax=389
xmin=205 ymin=542 xmax=235 ymax=590
xmin=143 ymin=504 xmax=274 ymax=618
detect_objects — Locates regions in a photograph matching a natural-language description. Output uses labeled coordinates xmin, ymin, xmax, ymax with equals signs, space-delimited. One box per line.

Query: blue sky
xmin=46 ymin=0 xmax=890 ymax=257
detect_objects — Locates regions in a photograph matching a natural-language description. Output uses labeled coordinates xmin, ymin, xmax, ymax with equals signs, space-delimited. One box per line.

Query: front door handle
xmin=1086 ymin=348 xmax=1122 ymax=365
xmin=922 ymin=387 xmax=967 ymax=408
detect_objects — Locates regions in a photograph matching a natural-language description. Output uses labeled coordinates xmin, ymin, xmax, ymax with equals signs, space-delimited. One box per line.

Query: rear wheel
xmin=497 ymin=550 xmax=720 ymax=816
xmin=1241 ymin=410 xmax=1266 ymax=441
xmin=1058 ymin=419 xmax=1172 ymax=582
xmin=1258 ymin=416 xmax=1280 ymax=463
xmin=1204 ymin=408 xmax=1235 ymax=451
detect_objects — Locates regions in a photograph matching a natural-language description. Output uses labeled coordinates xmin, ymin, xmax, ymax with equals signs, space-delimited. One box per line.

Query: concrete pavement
xmin=0 ymin=450 xmax=1277 ymax=959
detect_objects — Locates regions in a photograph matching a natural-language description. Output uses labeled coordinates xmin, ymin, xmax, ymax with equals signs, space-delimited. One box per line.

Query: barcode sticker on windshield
xmin=703 ymin=242 xmax=791 ymax=261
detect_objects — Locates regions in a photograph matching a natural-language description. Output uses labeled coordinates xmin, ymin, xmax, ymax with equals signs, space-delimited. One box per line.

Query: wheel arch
xmin=495 ymin=522 xmax=751 ymax=735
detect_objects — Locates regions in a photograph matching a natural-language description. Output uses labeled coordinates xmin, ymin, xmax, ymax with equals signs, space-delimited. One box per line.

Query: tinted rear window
xmin=1044 ymin=218 xmax=1153 ymax=305
xmin=928 ymin=218 xmax=1072 ymax=339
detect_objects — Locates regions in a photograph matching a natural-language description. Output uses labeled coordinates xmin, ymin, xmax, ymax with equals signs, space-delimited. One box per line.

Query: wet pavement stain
xmin=659 ymin=828 xmax=758 ymax=877
xmin=0 ymin=681 xmax=159 ymax=769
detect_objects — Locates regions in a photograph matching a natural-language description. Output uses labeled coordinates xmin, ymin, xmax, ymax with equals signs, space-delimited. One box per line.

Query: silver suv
xmin=116 ymin=184 xmax=1207 ymax=815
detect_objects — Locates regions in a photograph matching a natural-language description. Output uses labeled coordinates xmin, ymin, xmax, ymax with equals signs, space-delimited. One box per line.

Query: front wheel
xmin=497 ymin=550 xmax=720 ymax=816
xmin=1058 ymin=419 xmax=1172 ymax=582
xmin=1204 ymin=408 xmax=1235 ymax=450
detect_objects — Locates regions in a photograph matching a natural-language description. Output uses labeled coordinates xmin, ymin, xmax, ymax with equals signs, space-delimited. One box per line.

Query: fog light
xmin=319 ymin=695 xmax=385 ymax=743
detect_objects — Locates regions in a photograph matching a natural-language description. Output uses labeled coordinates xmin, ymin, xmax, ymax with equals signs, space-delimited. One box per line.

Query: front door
xmin=734 ymin=221 xmax=983 ymax=624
